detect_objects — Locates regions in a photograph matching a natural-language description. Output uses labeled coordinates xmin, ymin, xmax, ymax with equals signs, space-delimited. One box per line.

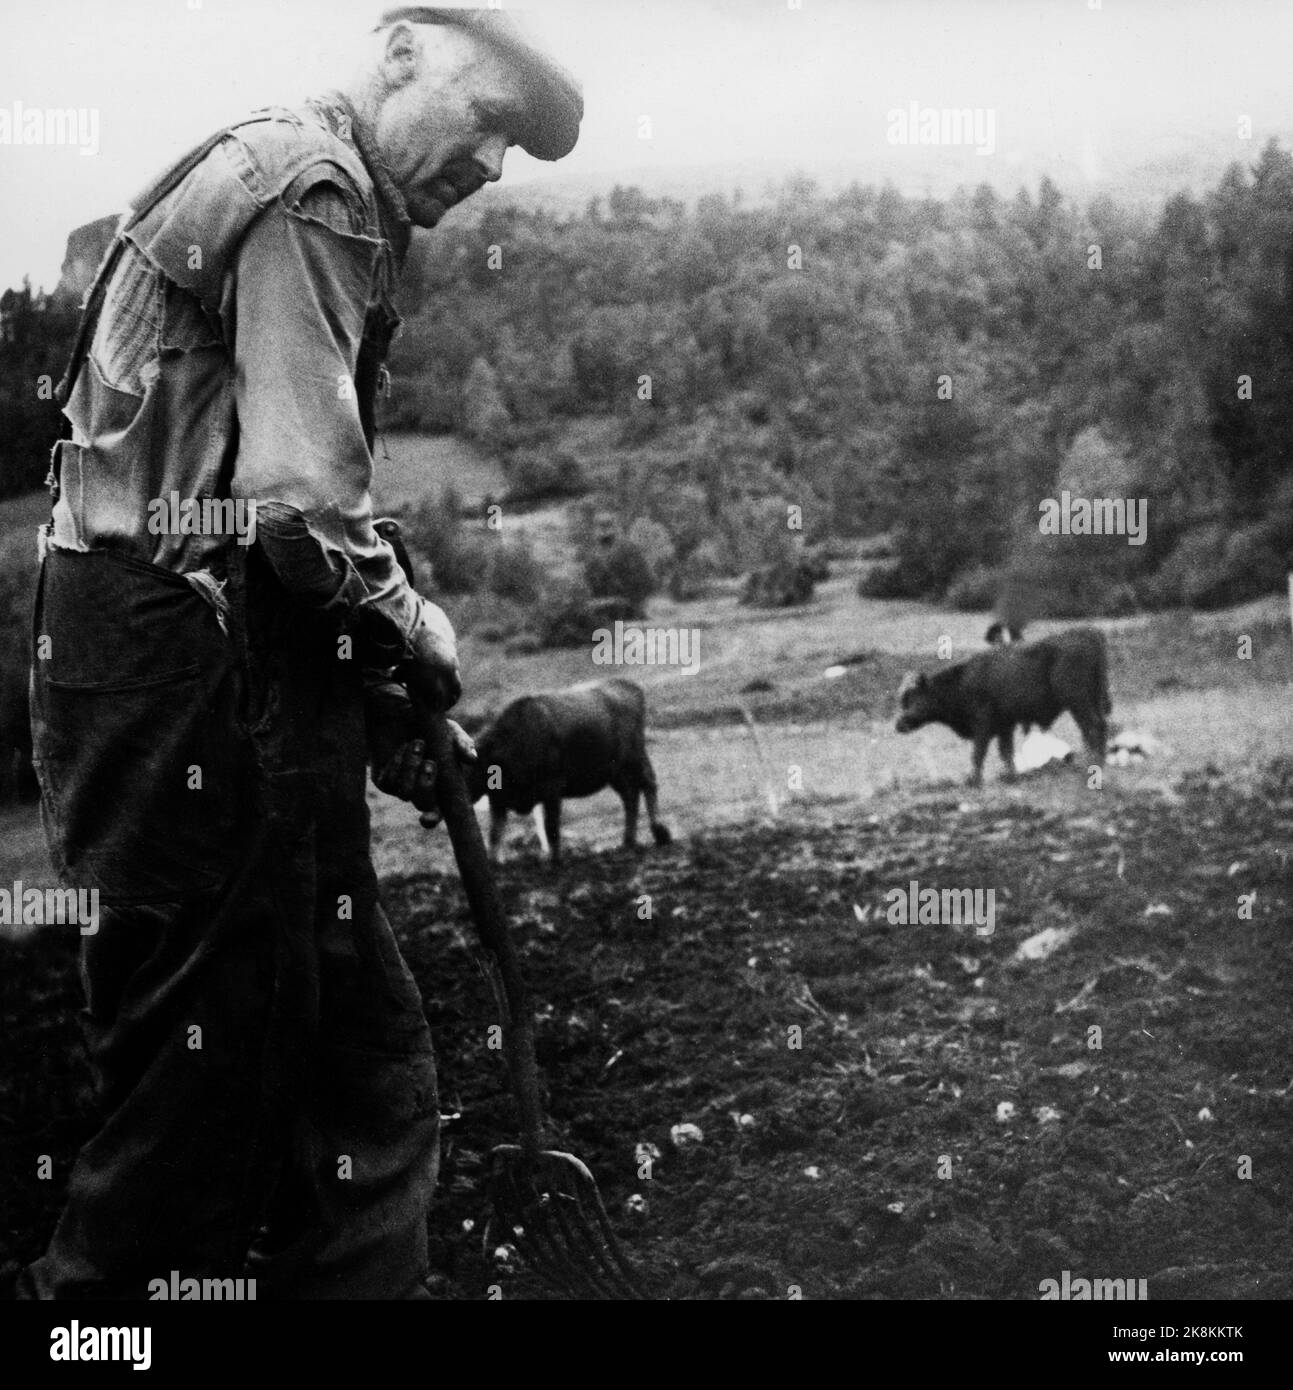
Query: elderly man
xmin=17 ymin=7 xmax=580 ymax=1300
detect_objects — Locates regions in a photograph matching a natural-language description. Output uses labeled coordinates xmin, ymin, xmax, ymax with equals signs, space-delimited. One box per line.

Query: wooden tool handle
xmin=422 ymin=712 xmax=545 ymax=1163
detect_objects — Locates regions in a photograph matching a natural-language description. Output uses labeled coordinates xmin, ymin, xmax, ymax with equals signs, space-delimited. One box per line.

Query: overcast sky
xmin=3 ymin=0 xmax=1293 ymax=290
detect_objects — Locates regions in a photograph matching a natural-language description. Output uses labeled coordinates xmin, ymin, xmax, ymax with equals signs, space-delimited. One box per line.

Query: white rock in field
xmin=1014 ymin=925 xmax=1076 ymax=962
xmin=1107 ymin=729 xmax=1170 ymax=763
xmin=803 ymin=1166 xmax=823 ymax=1180
xmin=1051 ymin=1061 xmax=1090 ymax=1079
xmin=670 ymin=1122 xmax=704 ymax=1149
xmin=1016 ymin=730 xmax=1073 ymax=772
xmin=624 ymin=1194 xmax=648 ymax=1217
xmin=996 ymin=1101 xmax=1017 ymax=1123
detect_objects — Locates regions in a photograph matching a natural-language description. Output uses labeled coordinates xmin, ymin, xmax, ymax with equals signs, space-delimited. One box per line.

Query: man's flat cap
xmin=377 ymin=5 xmax=582 ymax=160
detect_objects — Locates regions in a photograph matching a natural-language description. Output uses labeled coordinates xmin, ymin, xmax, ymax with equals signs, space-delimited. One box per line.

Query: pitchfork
xmin=420 ymin=711 xmax=649 ymax=1301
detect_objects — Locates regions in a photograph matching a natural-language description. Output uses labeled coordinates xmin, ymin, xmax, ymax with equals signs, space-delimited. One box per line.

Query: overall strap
xmin=49 ymin=126 xmax=238 ymax=498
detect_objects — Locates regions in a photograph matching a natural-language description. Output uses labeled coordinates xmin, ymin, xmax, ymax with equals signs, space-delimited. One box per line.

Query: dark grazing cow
xmin=896 ymin=627 xmax=1111 ymax=784
xmin=465 ymin=678 xmax=671 ymax=865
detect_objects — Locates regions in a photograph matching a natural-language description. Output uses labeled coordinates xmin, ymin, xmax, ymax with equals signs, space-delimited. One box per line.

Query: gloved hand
xmin=402 ymin=595 xmax=462 ymax=712
xmin=364 ymin=673 xmax=476 ymax=821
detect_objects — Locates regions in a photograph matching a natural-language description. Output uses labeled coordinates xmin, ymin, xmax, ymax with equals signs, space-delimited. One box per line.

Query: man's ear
xmin=381 ymin=21 xmax=422 ymax=89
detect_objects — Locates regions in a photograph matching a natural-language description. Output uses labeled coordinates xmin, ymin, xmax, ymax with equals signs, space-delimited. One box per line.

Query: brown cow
xmin=896 ymin=627 xmax=1111 ymax=784
xmin=465 ymin=678 xmax=671 ymax=865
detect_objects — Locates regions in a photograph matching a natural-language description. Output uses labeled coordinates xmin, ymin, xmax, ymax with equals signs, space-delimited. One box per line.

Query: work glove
xmin=364 ymin=672 xmax=476 ymax=823
xmin=402 ymin=595 xmax=462 ymax=712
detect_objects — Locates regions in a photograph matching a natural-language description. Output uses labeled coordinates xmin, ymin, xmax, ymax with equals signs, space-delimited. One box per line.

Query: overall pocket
xmin=32 ymin=547 xmax=248 ymax=903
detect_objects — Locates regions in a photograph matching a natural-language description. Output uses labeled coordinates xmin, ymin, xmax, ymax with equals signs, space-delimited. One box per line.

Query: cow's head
xmin=895 ymin=670 xmax=931 ymax=732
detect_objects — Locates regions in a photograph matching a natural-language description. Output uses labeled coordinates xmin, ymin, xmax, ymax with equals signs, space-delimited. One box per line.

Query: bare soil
xmin=5 ymin=754 xmax=1290 ymax=1300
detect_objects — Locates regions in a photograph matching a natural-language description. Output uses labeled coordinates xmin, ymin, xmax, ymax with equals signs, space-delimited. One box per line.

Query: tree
xmin=461 ymin=357 xmax=511 ymax=445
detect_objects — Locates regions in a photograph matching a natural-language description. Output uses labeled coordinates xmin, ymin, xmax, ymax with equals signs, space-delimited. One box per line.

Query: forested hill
xmin=381 ymin=142 xmax=1293 ymax=614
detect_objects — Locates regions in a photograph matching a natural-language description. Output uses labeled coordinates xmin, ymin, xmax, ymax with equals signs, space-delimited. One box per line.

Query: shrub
xmin=534 ymin=581 xmax=599 ymax=650
xmin=440 ymin=589 xmax=526 ymax=641
xmin=461 ymin=357 xmax=512 ymax=446
xmin=1142 ymin=523 xmax=1286 ymax=610
xmin=648 ymin=483 xmax=711 ymax=563
xmin=487 ymin=537 xmax=545 ymax=605
xmin=740 ymin=558 xmax=817 ymax=608
xmin=505 ymin=451 xmax=588 ymax=505
xmin=626 ymin=516 xmax=675 ymax=583
xmin=667 ymin=539 xmax=723 ymax=600
xmin=858 ymin=560 xmax=924 ymax=599
xmin=381 ymin=373 xmax=456 ymax=433
xmin=403 ymin=485 xmax=488 ymax=595
xmin=584 ymin=539 xmax=655 ymax=615
xmin=801 ymin=546 xmax=831 ymax=583
xmin=1214 ymin=526 xmax=1286 ymax=606
xmin=945 ymin=564 xmax=1007 ymax=612
xmin=723 ymin=495 xmax=796 ymax=573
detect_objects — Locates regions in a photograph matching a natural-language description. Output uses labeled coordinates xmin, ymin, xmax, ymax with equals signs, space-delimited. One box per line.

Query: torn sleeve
xmin=231 ymin=175 xmax=420 ymax=655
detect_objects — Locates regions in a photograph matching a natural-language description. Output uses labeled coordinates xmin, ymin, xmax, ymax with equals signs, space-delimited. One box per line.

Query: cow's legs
xmin=969 ymin=731 xmax=991 ymax=786
xmin=616 ymin=757 xmax=671 ymax=850
xmin=531 ymin=806 xmax=549 ymax=858
xmin=618 ymin=781 xmax=640 ymax=849
xmin=488 ymin=802 xmax=508 ymax=862
xmin=997 ymin=729 xmax=1017 ymax=780
xmin=641 ymin=755 xmax=671 ymax=845
xmin=1075 ymin=710 xmax=1107 ymax=762
xmin=542 ymin=797 xmax=562 ymax=867
xmin=1091 ymin=682 xmax=1110 ymax=756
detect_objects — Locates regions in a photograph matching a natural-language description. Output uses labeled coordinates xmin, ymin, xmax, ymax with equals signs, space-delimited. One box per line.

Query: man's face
xmin=373 ymin=24 xmax=529 ymax=227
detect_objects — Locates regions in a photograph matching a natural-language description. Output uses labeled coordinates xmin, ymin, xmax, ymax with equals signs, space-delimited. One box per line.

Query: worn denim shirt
xmin=48 ymin=94 xmax=420 ymax=654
